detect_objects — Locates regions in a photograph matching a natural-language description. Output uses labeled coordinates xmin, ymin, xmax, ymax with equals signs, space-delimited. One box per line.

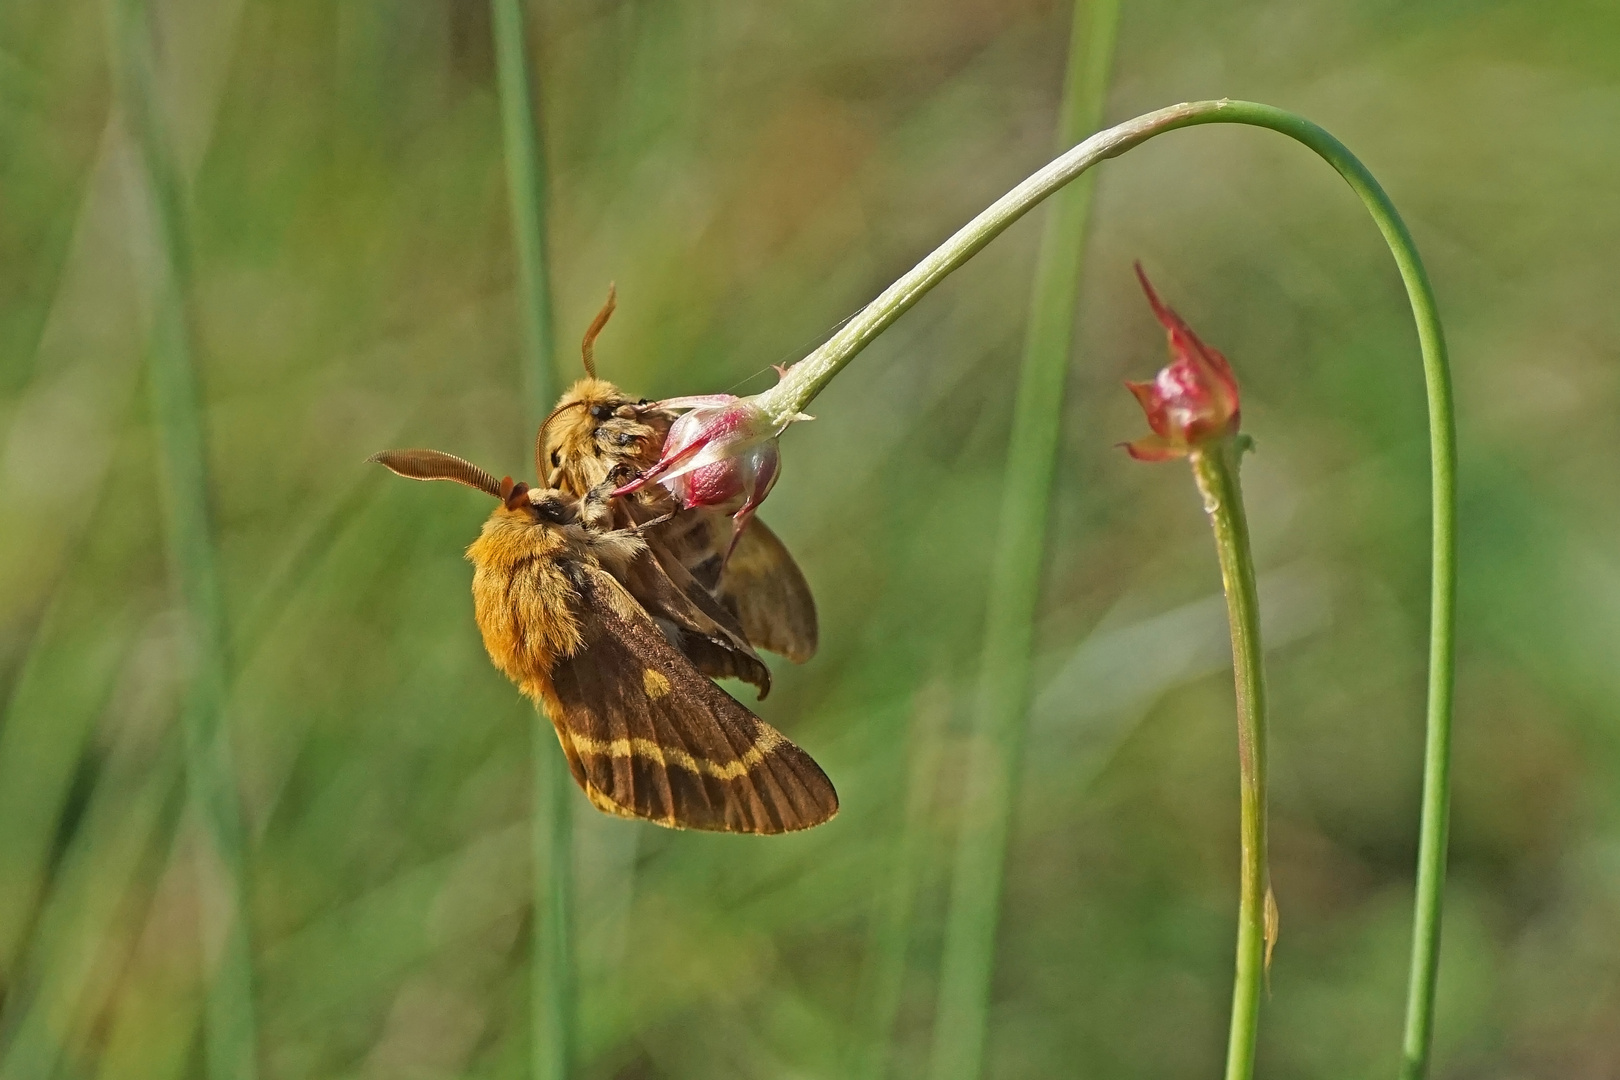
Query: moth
xmin=368 ymin=448 xmax=838 ymax=834
xmin=534 ymin=286 xmax=819 ymax=665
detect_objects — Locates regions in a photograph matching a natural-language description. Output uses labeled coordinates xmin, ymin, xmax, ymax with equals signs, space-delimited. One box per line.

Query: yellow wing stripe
xmin=569 ymin=728 xmax=786 ymax=781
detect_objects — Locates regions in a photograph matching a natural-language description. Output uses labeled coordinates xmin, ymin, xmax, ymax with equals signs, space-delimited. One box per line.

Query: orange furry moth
xmin=369 ymin=291 xmax=835 ymax=833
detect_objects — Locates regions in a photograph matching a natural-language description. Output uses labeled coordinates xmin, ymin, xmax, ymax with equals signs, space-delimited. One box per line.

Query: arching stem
xmin=756 ymin=99 xmax=1456 ymax=1079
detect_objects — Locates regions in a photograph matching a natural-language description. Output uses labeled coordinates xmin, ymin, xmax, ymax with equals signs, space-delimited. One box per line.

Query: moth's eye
xmin=550 ymin=449 xmax=561 ymax=467
xmin=637 ymin=398 xmax=649 ymax=406
xmin=534 ymin=498 xmax=570 ymax=524
xmin=589 ymin=404 xmax=613 ymax=421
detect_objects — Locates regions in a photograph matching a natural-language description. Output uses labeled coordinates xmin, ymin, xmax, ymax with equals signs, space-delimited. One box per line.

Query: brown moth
xmin=535 ymin=286 xmax=819 ymax=664
xmin=367 ymin=448 xmax=838 ymax=833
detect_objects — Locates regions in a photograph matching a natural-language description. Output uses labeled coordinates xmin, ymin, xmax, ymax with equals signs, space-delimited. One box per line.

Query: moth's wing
xmin=546 ymin=570 xmax=837 ymax=834
xmin=621 ymin=546 xmax=772 ymax=699
xmin=716 ymin=517 xmax=818 ymax=664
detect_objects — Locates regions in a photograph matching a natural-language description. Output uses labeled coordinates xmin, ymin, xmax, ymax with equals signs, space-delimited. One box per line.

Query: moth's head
xmin=543 ymin=377 xmax=639 ymax=438
xmin=473 ymin=483 xmax=596 ymax=575
xmin=480 ymin=478 xmax=583 ymax=529
xmin=537 ymin=379 xmax=646 ymax=487
xmin=518 ymin=486 xmax=578 ymax=526
xmin=532 ymin=284 xmax=677 ymax=493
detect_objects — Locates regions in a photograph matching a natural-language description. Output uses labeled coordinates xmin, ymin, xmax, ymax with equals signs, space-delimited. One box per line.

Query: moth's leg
xmin=629 ymin=511 xmax=675 ymax=534
xmin=578 ymin=464 xmax=641 ymax=531
xmin=577 ymin=482 xmax=616 ymax=532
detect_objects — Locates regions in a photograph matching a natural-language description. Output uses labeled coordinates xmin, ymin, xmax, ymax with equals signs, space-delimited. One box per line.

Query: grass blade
xmin=927 ymin=3 xmax=1121 ymax=1078
xmin=0 ymin=737 xmax=183 ymax=1080
xmin=0 ymin=598 xmax=136 ymax=981
xmin=532 ymin=734 xmax=575 ymax=1080
xmin=489 ymin=2 xmax=571 ymax=1076
xmin=853 ymin=682 xmax=948 ymax=1080
xmin=492 ymin=0 xmax=560 ymax=427
xmin=102 ymin=0 xmax=257 ymax=1076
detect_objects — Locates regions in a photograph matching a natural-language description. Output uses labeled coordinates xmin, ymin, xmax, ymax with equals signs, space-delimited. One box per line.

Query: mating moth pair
xmin=371 ymin=290 xmax=835 ymax=834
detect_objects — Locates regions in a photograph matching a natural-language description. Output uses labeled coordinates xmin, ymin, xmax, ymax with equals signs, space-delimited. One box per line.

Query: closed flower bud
xmin=615 ymin=392 xmax=798 ymax=563
xmin=1122 ymin=263 xmax=1242 ymax=462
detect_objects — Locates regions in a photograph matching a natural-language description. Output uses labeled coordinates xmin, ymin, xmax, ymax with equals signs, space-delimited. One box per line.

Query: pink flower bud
xmin=614 ymin=393 xmax=783 ymax=563
xmin=1121 ymin=264 xmax=1242 ymax=462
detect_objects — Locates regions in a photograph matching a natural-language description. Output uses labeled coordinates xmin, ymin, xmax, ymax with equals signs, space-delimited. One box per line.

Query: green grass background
xmin=3 ymin=0 xmax=1618 ymax=1076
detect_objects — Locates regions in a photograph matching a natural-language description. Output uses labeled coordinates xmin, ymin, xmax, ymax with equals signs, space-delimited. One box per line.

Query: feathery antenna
xmin=581 ymin=283 xmax=617 ymax=378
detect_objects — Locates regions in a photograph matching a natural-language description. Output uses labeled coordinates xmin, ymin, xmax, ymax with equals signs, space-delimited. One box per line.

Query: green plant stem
xmin=759 ymin=97 xmax=1455 ymax=1079
xmin=103 ymin=1 xmax=258 ymax=1078
xmin=490 ymin=3 xmax=572 ymax=1078
xmin=532 ymin=730 xmax=574 ymax=1080
xmin=0 ymin=740 xmax=184 ymax=1080
xmin=493 ymin=0 xmax=559 ymax=424
xmin=854 ymin=684 xmax=948 ymax=1080
xmin=927 ymin=2 xmax=1120 ymax=1078
xmin=1190 ymin=442 xmax=1270 ymax=1080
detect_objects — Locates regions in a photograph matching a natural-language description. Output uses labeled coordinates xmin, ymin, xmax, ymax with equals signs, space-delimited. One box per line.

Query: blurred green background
xmin=4 ymin=0 xmax=1619 ymax=1076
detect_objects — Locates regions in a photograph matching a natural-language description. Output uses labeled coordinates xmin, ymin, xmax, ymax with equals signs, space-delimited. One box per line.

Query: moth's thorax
xmin=466 ymin=505 xmax=571 ymax=567
xmin=465 ymin=506 xmax=584 ymax=698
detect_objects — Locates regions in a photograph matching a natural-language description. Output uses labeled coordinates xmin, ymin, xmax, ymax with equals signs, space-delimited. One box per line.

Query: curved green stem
xmin=1191 ymin=441 xmax=1271 ymax=1080
xmin=759 ymin=99 xmax=1456 ymax=1078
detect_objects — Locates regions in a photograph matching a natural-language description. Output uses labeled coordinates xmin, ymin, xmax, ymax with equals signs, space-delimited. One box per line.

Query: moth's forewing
xmin=623 ymin=546 xmax=772 ymax=698
xmin=546 ymin=570 xmax=837 ymax=834
xmin=715 ymin=518 xmax=818 ymax=664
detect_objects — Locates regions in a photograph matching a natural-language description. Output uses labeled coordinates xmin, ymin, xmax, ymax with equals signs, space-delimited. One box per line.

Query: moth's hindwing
xmin=716 ymin=518 xmax=818 ymax=664
xmin=546 ymin=570 xmax=837 ymax=834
